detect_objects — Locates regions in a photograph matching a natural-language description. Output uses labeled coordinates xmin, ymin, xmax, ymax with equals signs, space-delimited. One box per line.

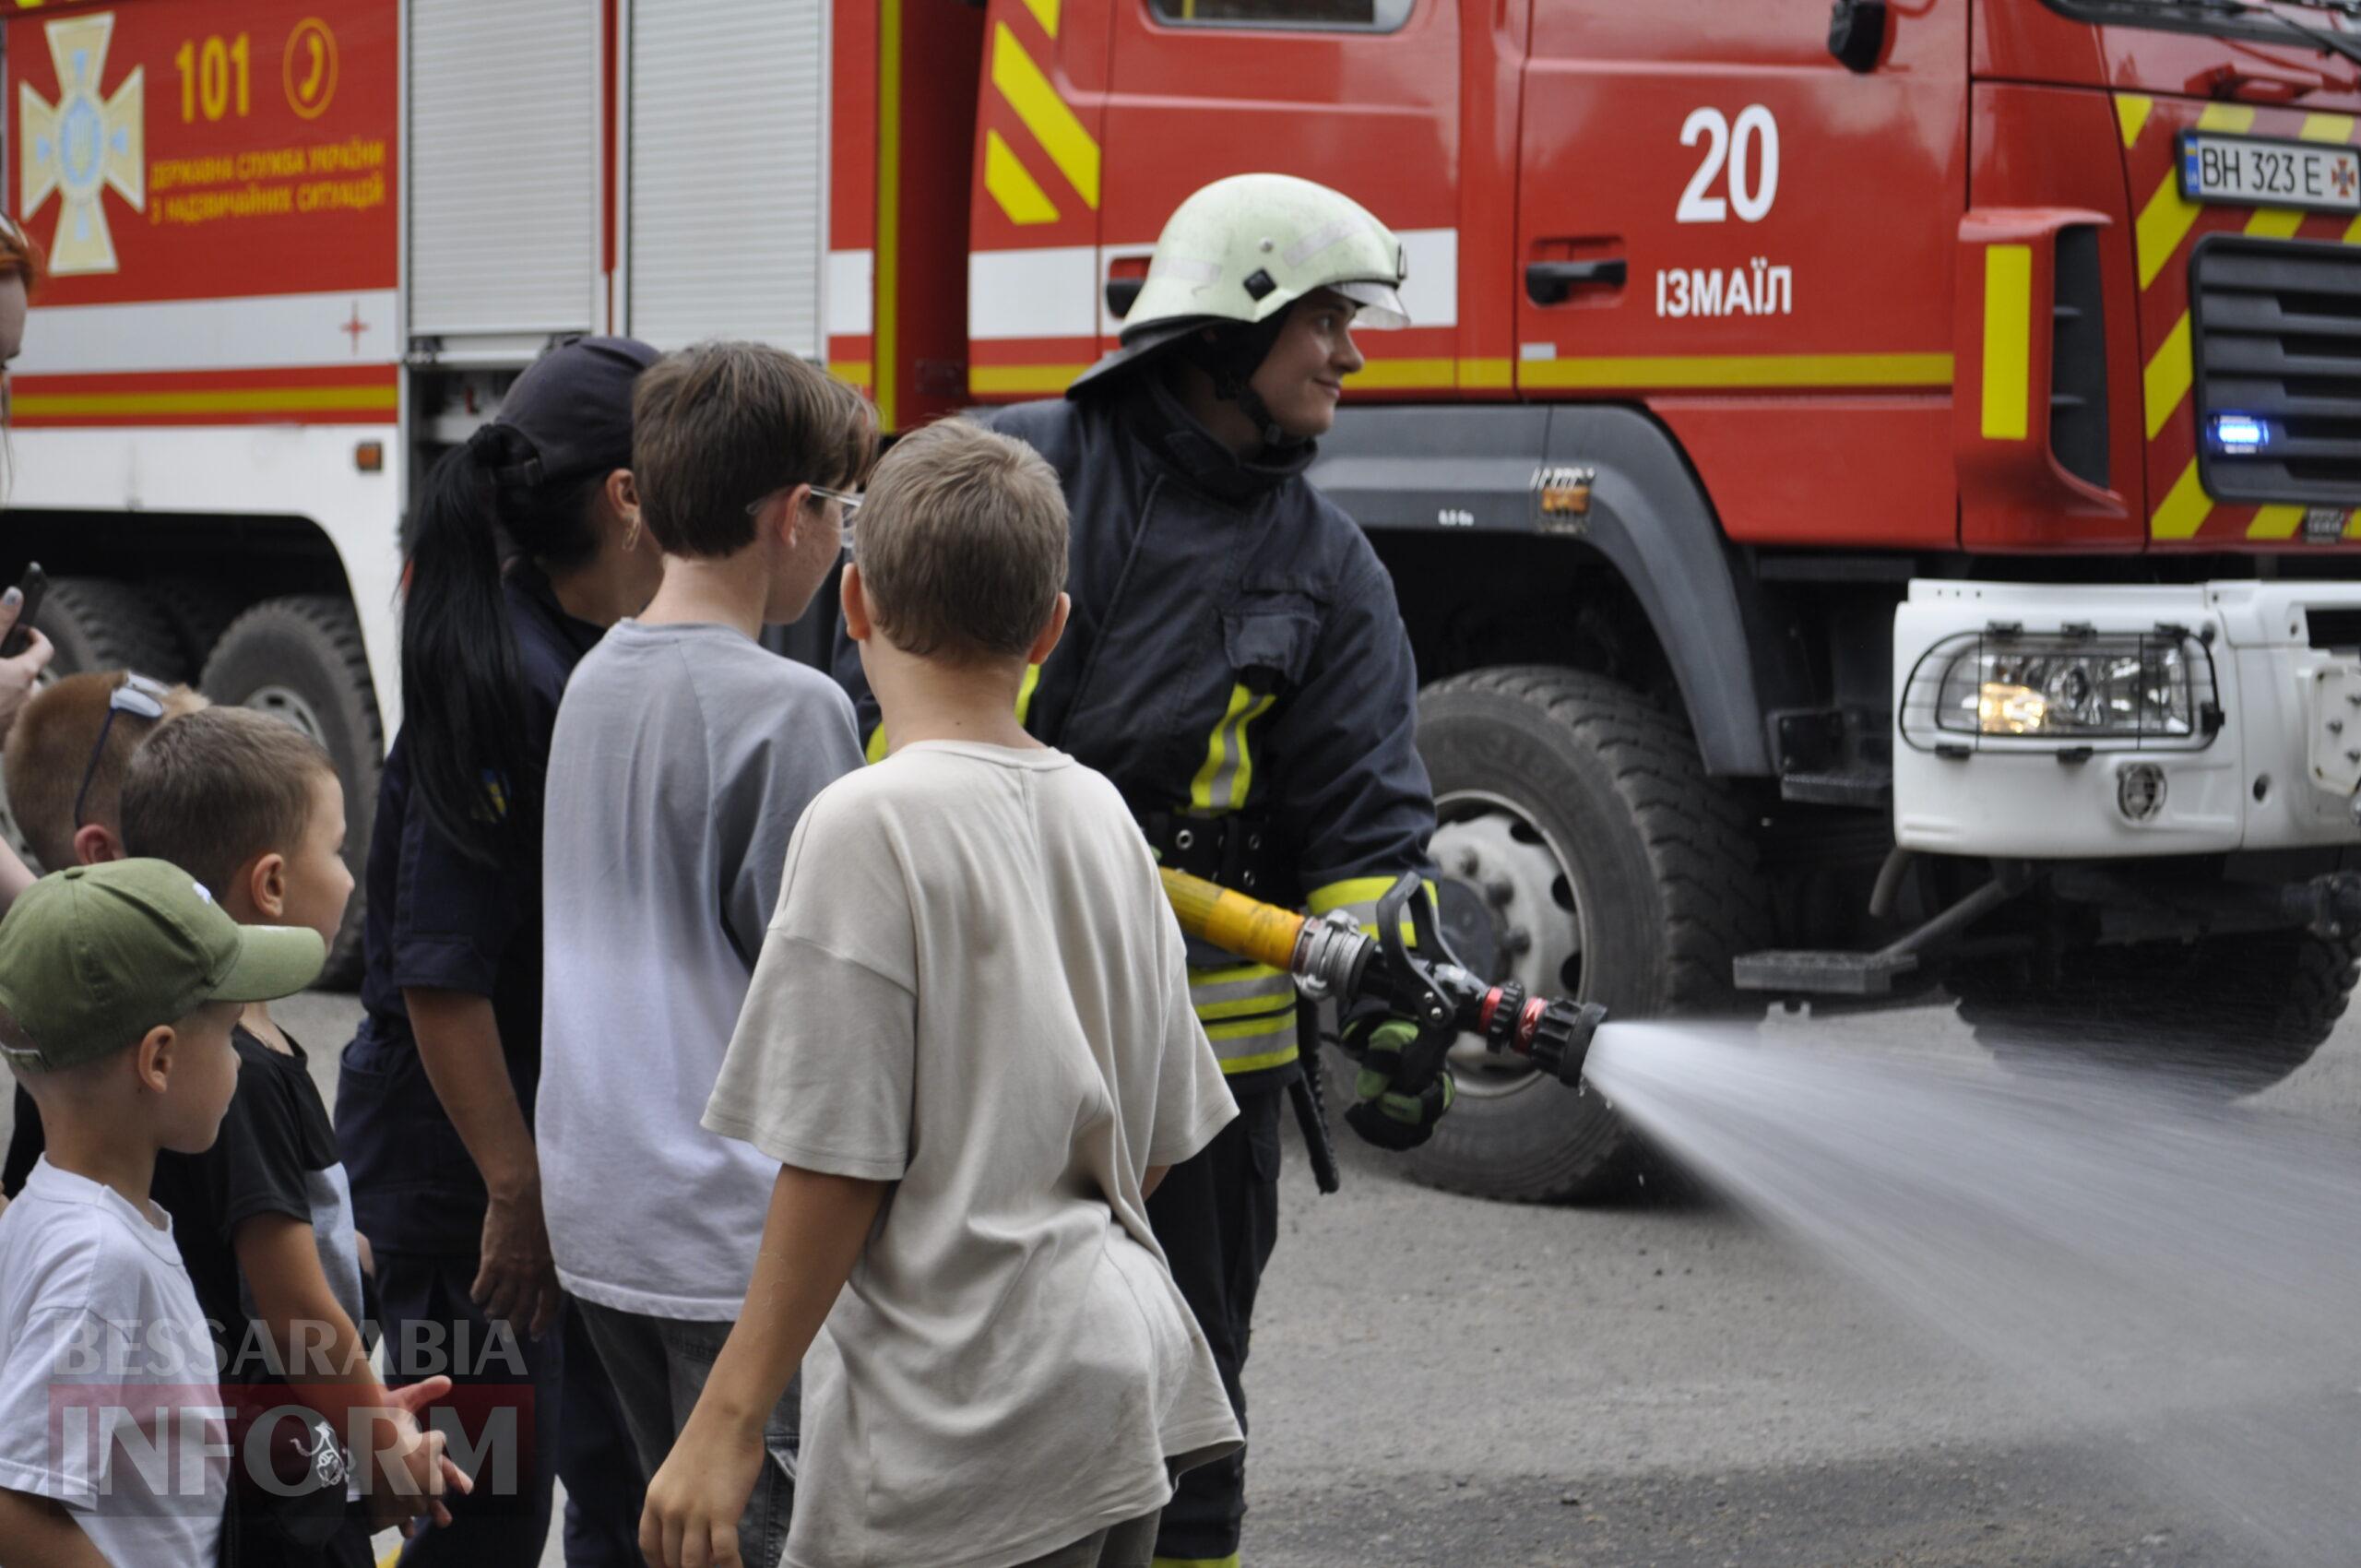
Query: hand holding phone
xmin=0 ymin=563 xmax=45 ymax=659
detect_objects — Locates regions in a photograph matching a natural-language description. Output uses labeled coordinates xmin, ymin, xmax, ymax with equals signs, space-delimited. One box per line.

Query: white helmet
xmin=1070 ymin=172 xmax=1409 ymax=398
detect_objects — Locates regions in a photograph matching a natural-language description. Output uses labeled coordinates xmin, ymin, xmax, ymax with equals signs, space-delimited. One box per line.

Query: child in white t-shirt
xmin=0 ymin=860 xmax=324 ymax=1567
xmin=639 ymin=417 xmax=1242 ymax=1568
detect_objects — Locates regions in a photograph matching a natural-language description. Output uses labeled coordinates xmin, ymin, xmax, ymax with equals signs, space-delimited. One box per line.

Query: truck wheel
xmin=39 ymin=576 xmax=185 ymax=682
xmin=148 ymin=576 xmax=254 ymax=678
xmin=200 ymin=596 xmax=383 ymax=989
xmin=1952 ymin=929 xmax=2359 ymax=1095
xmin=1402 ymin=667 xmax=1772 ymax=1202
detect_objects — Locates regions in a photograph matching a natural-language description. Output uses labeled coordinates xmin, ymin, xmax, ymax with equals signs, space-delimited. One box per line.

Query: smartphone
xmin=0 ymin=562 xmax=46 ymax=659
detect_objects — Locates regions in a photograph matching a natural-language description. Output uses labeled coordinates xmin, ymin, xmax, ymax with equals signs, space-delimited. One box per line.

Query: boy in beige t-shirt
xmin=640 ymin=418 xmax=1241 ymax=1568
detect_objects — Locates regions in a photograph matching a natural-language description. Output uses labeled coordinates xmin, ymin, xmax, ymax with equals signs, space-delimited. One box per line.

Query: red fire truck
xmin=9 ymin=0 xmax=2361 ymax=1200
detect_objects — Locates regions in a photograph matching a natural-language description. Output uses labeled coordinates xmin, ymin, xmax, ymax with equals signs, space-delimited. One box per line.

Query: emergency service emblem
xmin=18 ymin=12 xmax=146 ymax=276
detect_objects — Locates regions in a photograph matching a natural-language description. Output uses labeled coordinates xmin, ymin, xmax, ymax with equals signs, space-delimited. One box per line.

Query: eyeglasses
xmin=71 ymin=673 xmax=170 ymax=830
xmin=742 ymin=483 xmax=863 ymax=520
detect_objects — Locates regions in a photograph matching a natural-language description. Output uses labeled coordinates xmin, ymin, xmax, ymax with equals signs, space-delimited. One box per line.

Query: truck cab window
xmin=1147 ymin=0 xmax=1415 ymax=32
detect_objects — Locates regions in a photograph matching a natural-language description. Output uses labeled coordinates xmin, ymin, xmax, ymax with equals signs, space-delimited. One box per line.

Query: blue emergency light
xmin=2212 ymin=414 xmax=2267 ymax=453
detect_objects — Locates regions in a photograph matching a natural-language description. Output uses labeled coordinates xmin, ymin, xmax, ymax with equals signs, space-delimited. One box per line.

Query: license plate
xmin=2181 ymin=132 xmax=2361 ymax=214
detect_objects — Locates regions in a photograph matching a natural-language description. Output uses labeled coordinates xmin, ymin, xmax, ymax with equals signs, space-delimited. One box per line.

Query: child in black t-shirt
xmin=122 ymin=707 xmax=467 ymax=1565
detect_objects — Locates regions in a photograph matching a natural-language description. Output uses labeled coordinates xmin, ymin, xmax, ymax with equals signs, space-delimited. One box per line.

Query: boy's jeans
xmin=575 ymin=1299 xmax=799 ymax=1568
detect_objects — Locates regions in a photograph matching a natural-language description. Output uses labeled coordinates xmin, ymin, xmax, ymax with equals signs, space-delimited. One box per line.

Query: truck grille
xmin=2191 ymin=236 xmax=2361 ymax=505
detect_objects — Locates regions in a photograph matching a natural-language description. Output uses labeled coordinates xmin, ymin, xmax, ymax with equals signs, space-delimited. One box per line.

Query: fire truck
xmin=9 ymin=0 xmax=2361 ymax=1200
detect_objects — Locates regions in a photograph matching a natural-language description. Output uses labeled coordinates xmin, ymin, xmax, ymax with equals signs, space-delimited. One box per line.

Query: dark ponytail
xmin=399 ymin=425 xmax=605 ymax=867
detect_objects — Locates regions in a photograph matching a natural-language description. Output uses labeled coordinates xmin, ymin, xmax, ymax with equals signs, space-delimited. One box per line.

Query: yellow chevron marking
xmin=991 ymin=21 xmax=1099 ymax=209
xmin=2248 ymin=207 xmax=2308 ymax=239
xmin=2143 ymin=312 xmax=2192 ymax=441
xmin=1024 ymin=0 xmax=1059 ymax=35
xmin=2345 ymin=209 xmax=2361 ymax=245
xmin=2136 ymin=169 xmax=2201 ymax=290
xmin=983 ymin=128 xmax=1060 ymax=226
xmin=2150 ymin=457 xmax=2213 ymax=540
xmin=2198 ymin=103 xmax=2257 ymax=133
xmin=2249 ymin=505 xmax=2307 ymax=540
xmin=2301 ymin=113 xmax=2355 ymax=143
xmin=2118 ymin=94 xmax=2152 ymax=148
xmin=1980 ymin=245 xmax=2033 ymax=441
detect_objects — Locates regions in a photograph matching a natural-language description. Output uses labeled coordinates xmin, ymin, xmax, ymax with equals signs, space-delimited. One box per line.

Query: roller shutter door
xmin=626 ymin=0 xmax=828 ymax=354
xmin=408 ymin=0 xmax=599 ymax=340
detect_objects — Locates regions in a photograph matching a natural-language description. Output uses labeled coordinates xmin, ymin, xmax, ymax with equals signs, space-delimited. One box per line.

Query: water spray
xmin=1157 ymin=864 xmax=1610 ymax=1087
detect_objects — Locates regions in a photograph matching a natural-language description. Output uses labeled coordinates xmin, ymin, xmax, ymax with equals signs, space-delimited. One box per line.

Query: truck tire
xmin=1952 ymin=929 xmax=2359 ymax=1095
xmin=148 ymin=576 xmax=254 ymax=678
xmin=1402 ymin=666 xmax=1772 ymax=1202
xmin=39 ymin=576 xmax=185 ymax=682
xmin=199 ymin=596 xmax=383 ymax=989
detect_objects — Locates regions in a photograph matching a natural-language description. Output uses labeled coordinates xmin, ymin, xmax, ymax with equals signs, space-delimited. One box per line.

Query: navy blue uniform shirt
xmin=336 ymin=565 xmax=601 ymax=1257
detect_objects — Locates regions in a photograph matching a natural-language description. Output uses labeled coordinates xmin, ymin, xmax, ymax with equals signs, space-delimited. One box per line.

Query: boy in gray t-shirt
xmin=640 ymin=419 xmax=1239 ymax=1568
xmin=539 ymin=341 xmax=876 ymax=1561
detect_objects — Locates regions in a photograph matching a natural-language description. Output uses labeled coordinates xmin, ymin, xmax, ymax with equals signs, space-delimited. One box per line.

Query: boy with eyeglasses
xmin=538 ymin=341 xmax=875 ymax=1561
xmin=2 ymin=671 xmax=208 ymax=1207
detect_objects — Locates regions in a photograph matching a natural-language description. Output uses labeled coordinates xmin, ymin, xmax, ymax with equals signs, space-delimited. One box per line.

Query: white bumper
xmin=1892 ymin=579 xmax=2361 ymax=857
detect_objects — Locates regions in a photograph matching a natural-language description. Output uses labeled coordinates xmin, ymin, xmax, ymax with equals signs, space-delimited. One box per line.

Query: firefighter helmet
xmin=1069 ymin=172 xmax=1408 ymax=398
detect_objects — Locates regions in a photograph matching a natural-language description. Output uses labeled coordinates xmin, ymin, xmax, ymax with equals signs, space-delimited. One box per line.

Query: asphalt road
xmin=14 ymin=992 xmax=2357 ymax=1568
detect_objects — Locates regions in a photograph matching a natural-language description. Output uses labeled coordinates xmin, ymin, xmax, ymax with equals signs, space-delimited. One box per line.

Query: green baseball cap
xmin=0 ymin=859 xmax=325 ymax=1073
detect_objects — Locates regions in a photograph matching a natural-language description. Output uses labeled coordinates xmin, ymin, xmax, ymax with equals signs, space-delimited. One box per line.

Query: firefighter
xmin=835 ymin=172 xmax=1450 ymax=1568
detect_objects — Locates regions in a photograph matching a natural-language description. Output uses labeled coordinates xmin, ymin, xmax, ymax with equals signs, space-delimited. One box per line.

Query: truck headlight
xmin=1903 ymin=632 xmax=2217 ymax=748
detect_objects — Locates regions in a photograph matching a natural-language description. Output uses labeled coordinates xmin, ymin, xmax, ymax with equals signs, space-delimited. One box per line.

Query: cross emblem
xmin=2334 ymin=161 xmax=2357 ymax=202
xmin=18 ymin=14 xmax=144 ymax=276
xmin=341 ymin=302 xmax=370 ymax=353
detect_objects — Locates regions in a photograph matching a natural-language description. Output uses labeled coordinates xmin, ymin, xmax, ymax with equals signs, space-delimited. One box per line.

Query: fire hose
xmin=1157 ymin=865 xmax=1608 ymax=1191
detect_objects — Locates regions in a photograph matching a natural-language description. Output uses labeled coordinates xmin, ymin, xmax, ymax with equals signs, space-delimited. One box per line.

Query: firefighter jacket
xmin=832 ymin=375 xmax=1437 ymax=1098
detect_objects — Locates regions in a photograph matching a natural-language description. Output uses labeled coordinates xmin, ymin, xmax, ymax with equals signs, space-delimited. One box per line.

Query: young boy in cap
xmin=641 ymin=418 xmax=1240 ymax=1568
xmin=2 ymin=671 xmax=209 ymax=1204
xmin=0 ymin=859 xmax=324 ymax=1566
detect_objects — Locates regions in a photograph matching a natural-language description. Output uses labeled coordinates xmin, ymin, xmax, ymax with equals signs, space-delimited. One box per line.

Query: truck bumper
xmin=1892 ymin=579 xmax=2361 ymax=857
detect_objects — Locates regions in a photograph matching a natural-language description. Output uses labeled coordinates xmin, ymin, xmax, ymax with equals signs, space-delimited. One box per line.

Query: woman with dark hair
xmin=337 ymin=337 xmax=660 ymax=1566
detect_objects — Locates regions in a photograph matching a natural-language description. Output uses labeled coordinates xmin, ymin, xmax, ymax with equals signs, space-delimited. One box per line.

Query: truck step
xmin=1732 ymin=948 xmax=1918 ymax=997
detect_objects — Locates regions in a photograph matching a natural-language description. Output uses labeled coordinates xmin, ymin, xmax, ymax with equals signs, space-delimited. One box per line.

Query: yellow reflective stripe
xmin=1015 ymin=662 xmax=1041 ymax=727
xmin=864 ymin=724 xmax=890 ymax=765
xmin=1979 ymin=244 xmax=2032 ymax=442
xmin=1518 ymin=351 xmax=1952 ymax=390
xmin=970 ymin=362 xmax=1091 ymax=396
xmin=2301 ymin=113 xmax=2354 ymax=143
xmin=1308 ymin=876 xmax=1400 ymax=916
xmin=1204 ymin=1011 xmax=1298 ymax=1041
xmin=1188 ymin=683 xmax=1275 ymax=814
xmin=2143 ymin=312 xmax=2192 ymax=441
xmin=1191 ymin=967 xmax=1296 ymax=1022
xmin=983 ymin=128 xmax=1060 ymax=226
xmin=1023 ymin=0 xmax=1060 ymax=35
xmin=1217 ymin=1040 xmax=1300 ymax=1075
xmin=2117 ymin=93 xmax=2151 ymax=148
xmin=991 ymin=22 xmax=1099 ymax=208
xmin=2200 ymin=103 xmax=2257 ymax=133
xmin=1191 ymin=961 xmax=1273 ymax=987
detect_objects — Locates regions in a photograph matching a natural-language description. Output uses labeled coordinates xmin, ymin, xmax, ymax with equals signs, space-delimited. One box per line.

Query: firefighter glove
xmin=1341 ymin=1016 xmax=1456 ymax=1152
